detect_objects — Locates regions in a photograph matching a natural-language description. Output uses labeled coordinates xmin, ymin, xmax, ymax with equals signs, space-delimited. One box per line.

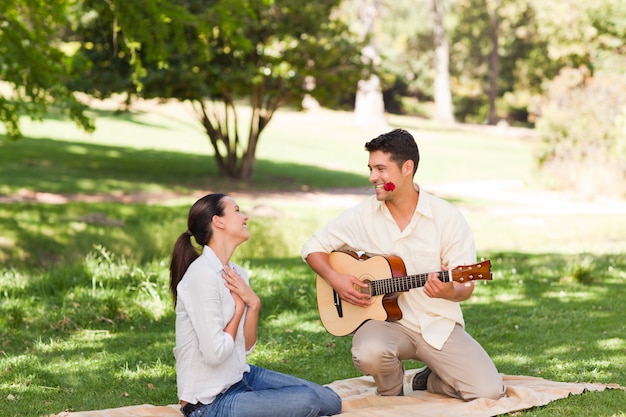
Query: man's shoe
xmin=411 ymin=366 xmax=432 ymax=391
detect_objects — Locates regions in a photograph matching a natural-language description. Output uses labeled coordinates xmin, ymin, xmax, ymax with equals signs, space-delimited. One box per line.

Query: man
xmin=302 ymin=129 xmax=505 ymax=400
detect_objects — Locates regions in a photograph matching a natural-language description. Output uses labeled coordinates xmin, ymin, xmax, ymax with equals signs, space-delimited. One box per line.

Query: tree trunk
xmin=487 ymin=7 xmax=500 ymax=125
xmin=432 ymin=0 xmax=454 ymax=124
xmin=194 ymin=94 xmax=277 ymax=181
xmin=355 ymin=75 xmax=387 ymax=129
xmin=354 ymin=0 xmax=388 ymax=130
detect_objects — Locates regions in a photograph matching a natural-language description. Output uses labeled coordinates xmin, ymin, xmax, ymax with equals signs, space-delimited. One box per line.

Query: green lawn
xmin=1 ymin=103 xmax=624 ymax=416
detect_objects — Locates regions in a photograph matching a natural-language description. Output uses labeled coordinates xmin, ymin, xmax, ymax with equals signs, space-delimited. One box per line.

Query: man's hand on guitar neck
xmin=423 ymin=266 xmax=474 ymax=302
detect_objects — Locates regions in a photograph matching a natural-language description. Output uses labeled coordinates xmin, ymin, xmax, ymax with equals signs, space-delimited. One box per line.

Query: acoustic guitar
xmin=316 ymin=251 xmax=493 ymax=336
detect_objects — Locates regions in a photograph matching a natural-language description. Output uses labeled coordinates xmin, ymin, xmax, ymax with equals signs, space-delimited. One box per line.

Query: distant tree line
xmin=1 ymin=0 xmax=625 ymax=194
xmin=364 ymin=0 xmax=626 ymax=196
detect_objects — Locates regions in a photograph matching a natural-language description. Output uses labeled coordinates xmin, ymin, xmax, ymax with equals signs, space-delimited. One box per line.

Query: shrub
xmin=535 ymin=67 xmax=626 ymax=198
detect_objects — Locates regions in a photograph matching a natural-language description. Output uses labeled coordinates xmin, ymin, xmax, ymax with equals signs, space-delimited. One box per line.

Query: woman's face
xmin=217 ymin=197 xmax=250 ymax=243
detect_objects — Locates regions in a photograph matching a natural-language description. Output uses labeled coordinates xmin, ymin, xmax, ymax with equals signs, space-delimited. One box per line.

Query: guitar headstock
xmin=450 ymin=260 xmax=493 ymax=283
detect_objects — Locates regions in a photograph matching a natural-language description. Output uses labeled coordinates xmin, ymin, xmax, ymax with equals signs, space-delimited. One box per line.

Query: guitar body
xmin=316 ymin=251 xmax=493 ymax=336
xmin=316 ymin=251 xmax=407 ymax=336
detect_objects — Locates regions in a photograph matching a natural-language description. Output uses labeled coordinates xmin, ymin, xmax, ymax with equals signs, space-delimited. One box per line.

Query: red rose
xmin=383 ymin=182 xmax=395 ymax=191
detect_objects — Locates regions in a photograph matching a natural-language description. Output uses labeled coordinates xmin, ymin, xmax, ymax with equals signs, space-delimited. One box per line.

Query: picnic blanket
xmin=55 ymin=370 xmax=623 ymax=417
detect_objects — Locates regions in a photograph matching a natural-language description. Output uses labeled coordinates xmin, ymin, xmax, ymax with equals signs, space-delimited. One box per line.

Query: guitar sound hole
xmin=359 ymin=280 xmax=373 ymax=298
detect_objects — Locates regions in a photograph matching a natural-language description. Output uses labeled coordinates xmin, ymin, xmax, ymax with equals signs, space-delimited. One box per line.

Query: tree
xmin=71 ymin=0 xmax=368 ymax=181
xmin=0 ymin=0 xmax=93 ymax=141
xmin=533 ymin=0 xmax=626 ymax=197
xmin=449 ymin=0 xmax=562 ymax=124
xmin=537 ymin=68 xmax=626 ymax=197
xmin=432 ymin=0 xmax=454 ymax=123
xmin=485 ymin=0 xmax=499 ymax=125
xmin=66 ymin=0 xmax=195 ymax=106
xmin=352 ymin=0 xmax=388 ymax=129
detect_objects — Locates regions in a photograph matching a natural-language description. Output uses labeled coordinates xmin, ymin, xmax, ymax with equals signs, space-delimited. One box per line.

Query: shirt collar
xmin=415 ymin=186 xmax=434 ymax=219
xmin=201 ymin=245 xmax=232 ymax=272
xmin=373 ymin=183 xmax=434 ymax=219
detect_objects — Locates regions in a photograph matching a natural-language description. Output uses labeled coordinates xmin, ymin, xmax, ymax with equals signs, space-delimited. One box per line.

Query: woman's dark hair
xmin=364 ymin=128 xmax=420 ymax=176
xmin=169 ymin=193 xmax=226 ymax=306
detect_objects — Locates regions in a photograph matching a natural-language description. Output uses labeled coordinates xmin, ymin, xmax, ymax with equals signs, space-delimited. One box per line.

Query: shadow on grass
xmin=465 ymin=252 xmax=626 ymax=386
xmin=2 ymin=318 xmax=178 ymax=415
xmin=39 ymin=103 xmax=172 ymax=128
xmin=0 ymin=136 xmax=366 ymax=196
xmin=0 ymin=202 xmax=188 ymax=269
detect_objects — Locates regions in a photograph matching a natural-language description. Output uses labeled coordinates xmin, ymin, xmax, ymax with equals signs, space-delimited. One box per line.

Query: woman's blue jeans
xmin=190 ymin=365 xmax=342 ymax=417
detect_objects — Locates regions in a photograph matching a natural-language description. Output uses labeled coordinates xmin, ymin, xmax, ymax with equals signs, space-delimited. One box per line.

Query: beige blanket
xmin=55 ymin=370 xmax=623 ymax=417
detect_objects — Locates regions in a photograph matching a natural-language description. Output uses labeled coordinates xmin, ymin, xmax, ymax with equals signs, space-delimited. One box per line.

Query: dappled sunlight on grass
xmin=491 ymin=353 xmax=532 ymax=369
xmin=0 ymin=203 xmax=188 ymax=269
xmin=262 ymin=310 xmax=325 ymax=333
xmin=595 ymin=338 xmax=625 ymax=351
xmin=249 ymin=330 xmax=358 ymax=383
xmin=2 ymin=321 xmax=178 ymax=414
xmin=544 ymin=357 xmax=615 ymax=381
xmin=542 ymin=290 xmax=600 ymax=300
xmin=2 ymin=248 xmax=625 ymax=416
xmin=490 ymin=293 xmax=534 ymax=304
xmin=462 ymin=251 xmax=625 ymax=398
xmin=1 ymin=108 xmax=625 ymax=415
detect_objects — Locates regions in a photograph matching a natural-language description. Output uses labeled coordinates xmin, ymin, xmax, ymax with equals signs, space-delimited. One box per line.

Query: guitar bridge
xmin=333 ymin=290 xmax=343 ymax=318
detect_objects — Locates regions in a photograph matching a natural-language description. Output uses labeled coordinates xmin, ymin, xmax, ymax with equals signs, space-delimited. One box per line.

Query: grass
xmin=2 ymin=249 xmax=625 ymax=416
xmin=1 ymin=102 xmax=625 ymax=416
xmin=3 ymin=103 xmax=535 ymax=195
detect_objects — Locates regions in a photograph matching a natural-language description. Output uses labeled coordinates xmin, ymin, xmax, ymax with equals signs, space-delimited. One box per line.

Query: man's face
xmin=368 ymin=150 xmax=402 ymax=200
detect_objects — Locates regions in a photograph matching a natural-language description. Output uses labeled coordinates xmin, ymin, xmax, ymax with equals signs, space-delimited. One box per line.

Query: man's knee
xmin=352 ymin=342 xmax=398 ymax=374
xmin=461 ymin=382 xmax=506 ymax=401
xmin=352 ymin=345 xmax=378 ymax=372
xmin=480 ymin=383 xmax=506 ymax=401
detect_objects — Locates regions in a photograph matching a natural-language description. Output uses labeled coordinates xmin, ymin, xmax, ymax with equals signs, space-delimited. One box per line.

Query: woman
xmin=170 ymin=193 xmax=342 ymax=417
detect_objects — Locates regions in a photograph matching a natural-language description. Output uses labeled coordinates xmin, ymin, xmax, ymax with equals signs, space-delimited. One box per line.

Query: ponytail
xmin=169 ymin=193 xmax=226 ymax=307
xmin=169 ymin=232 xmax=200 ymax=306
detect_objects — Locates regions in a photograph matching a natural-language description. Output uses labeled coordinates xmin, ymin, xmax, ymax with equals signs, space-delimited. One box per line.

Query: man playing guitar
xmin=302 ymin=129 xmax=505 ymax=401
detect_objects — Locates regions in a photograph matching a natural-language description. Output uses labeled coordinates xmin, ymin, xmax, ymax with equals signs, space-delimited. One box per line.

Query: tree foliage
xmin=66 ymin=0 xmax=196 ymax=103
xmin=532 ymin=1 xmax=626 ymax=197
xmin=4 ymin=0 xmax=626 ymax=193
xmin=70 ymin=0 xmax=368 ymax=180
xmin=0 ymin=0 xmax=94 ymax=141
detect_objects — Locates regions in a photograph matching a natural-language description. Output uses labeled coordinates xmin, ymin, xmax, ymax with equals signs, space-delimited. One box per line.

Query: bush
xmin=535 ymin=67 xmax=626 ymax=198
xmin=453 ymin=94 xmax=490 ymax=124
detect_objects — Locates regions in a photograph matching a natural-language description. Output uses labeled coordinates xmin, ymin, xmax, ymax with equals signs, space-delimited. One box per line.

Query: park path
xmin=426 ymin=179 xmax=626 ymax=215
xmin=3 ymin=180 xmax=625 ymax=216
xmin=4 ymin=97 xmax=623 ymax=214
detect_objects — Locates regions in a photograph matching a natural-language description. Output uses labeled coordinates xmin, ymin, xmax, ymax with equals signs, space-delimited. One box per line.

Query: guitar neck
xmin=370 ymin=271 xmax=449 ymax=296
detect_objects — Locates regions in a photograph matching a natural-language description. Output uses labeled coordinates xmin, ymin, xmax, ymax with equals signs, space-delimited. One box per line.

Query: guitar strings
xmin=371 ymin=271 xmax=447 ymax=296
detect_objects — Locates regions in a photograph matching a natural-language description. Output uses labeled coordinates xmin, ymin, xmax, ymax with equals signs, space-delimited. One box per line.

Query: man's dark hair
xmin=364 ymin=128 xmax=420 ymax=176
